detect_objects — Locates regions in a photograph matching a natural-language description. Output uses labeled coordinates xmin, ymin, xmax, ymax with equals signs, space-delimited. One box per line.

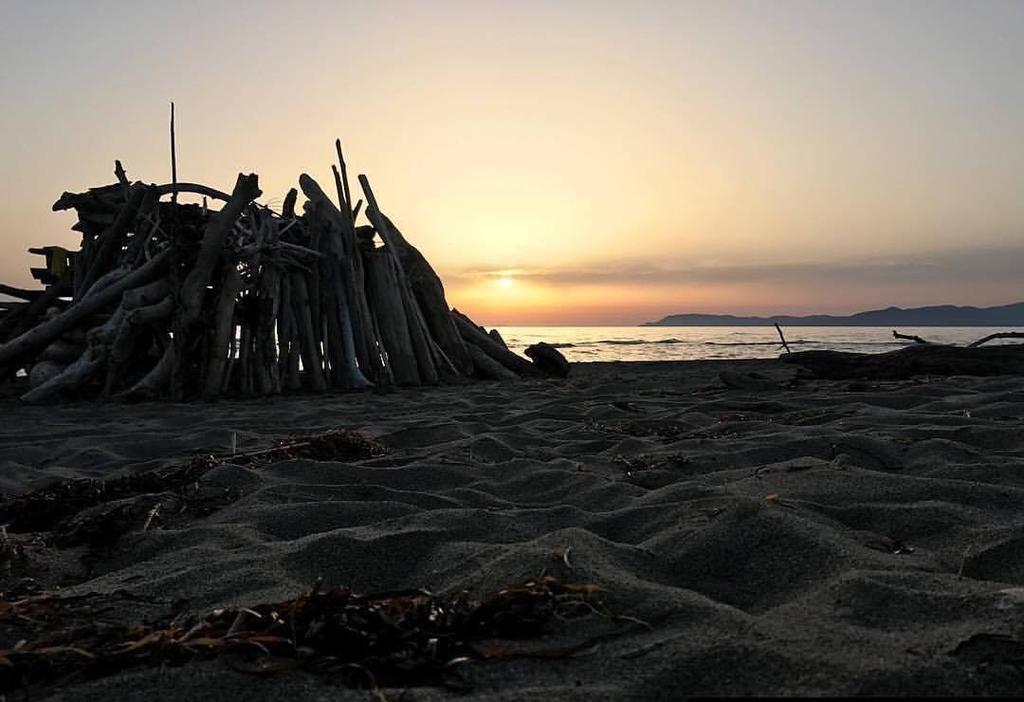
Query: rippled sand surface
xmin=4 ymin=359 xmax=1024 ymax=698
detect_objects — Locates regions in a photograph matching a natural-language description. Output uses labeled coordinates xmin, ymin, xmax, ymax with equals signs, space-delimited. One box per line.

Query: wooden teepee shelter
xmin=0 ymin=140 xmax=542 ymax=403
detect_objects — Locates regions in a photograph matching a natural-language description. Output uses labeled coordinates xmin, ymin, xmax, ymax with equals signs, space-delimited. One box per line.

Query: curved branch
xmin=154 ymin=182 xmax=232 ymax=201
xmin=968 ymin=331 xmax=1024 ymax=348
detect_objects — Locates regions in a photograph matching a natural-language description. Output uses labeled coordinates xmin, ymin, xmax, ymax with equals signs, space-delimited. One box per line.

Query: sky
xmin=1 ymin=0 xmax=1022 ymax=325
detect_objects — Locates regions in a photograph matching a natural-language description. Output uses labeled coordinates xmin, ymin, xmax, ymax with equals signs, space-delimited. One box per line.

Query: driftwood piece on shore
xmin=452 ymin=309 xmax=540 ymax=377
xmin=782 ymin=343 xmax=1024 ymax=380
xmin=40 ymin=339 xmax=84 ymax=364
xmin=104 ymin=294 xmax=173 ymax=397
xmin=21 ymin=305 xmax=129 ymax=403
xmin=467 ymin=343 xmax=519 ymax=380
xmin=1 ymin=280 xmax=70 ymax=344
xmin=171 ymin=174 xmax=261 ymax=399
xmin=252 ymin=215 xmax=282 ymax=395
xmin=893 ymin=330 xmax=930 ymax=344
xmin=28 ymin=360 xmax=65 ymax=387
xmin=403 ymin=288 xmax=440 ymax=385
xmin=78 ymin=185 xmax=146 ymax=297
xmin=359 ymin=175 xmax=450 ymax=380
xmin=488 ymin=328 xmax=509 ymax=350
xmin=290 ymin=272 xmax=327 ymax=392
xmin=339 ymin=251 xmax=381 ymax=384
xmin=300 ymin=174 xmax=375 ymax=388
xmin=203 ymin=263 xmax=242 ymax=398
xmin=127 ymin=174 xmax=260 ymax=400
xmin=277 ymin=274 xmax=301 ymax=391
xmin=774 ymin=323 xmax=791 ymax=354
xmin=81 ymin=266 xmax=131 ymax=302
xmin=0 ymin=284 xmax=43 ymax=301
xmin=121 ymin=340 xmax=175 ymax=400
xmin=364 ymin=249 xmax=420 ymax=386
xmin=380 ymin=214 xmax=472 ymax=376
xmin=122 ymin=187 xmax=160 ymax=266
xmin=0 ymin=251 xmax=168 ymax=370
xmin=525 ymin=342 xmax=570 ymax=378
xmin=968 ymin=331 xmax=1024 ymax=348
xmin=22 ymin=353 xmax=104 ymax=404
xmin=122 ymin=278 xmax=170 ymax=310
xmin=179 ymin=175 xmax=261 ymax=328
xmin=51 ymin=184 xmax=125 ymax=214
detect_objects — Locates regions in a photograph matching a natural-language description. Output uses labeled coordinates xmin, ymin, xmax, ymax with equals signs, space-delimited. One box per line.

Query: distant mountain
xmin=645 ymin=302 xmax=1024 ymax=327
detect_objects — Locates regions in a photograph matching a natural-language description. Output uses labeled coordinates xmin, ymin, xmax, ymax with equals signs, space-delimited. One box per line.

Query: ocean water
xmin=494 ymin=326 xmax=1024 ymax=363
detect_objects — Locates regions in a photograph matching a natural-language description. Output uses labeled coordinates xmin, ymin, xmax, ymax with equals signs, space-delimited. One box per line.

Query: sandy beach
xmin=2 ymin=358 xmax=1024 ymax=698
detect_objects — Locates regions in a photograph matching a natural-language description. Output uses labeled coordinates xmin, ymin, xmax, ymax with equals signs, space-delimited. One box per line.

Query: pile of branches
xmin=0 ymin=577 xmax=607 ymax=695
xmin=0 ymin=141 xmax=546 ymax=403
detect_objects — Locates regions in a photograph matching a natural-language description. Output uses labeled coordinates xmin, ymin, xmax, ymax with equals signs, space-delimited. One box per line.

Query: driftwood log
xmin=364 ymin=249 xmax=421 ymax=386
xmin=525 ymin=342 xmax=571 ymax=378
xmin=380 ymin=214 xmax=472 ymax=376
xmin=893 ymin=330 xmax=930 ymax=344
xmin=783 ymin=343 xmax=1024 ymax=380
xmin=451 ymin=309 xmax=540 ymax=378
xmin=968 ymin=331 xmax=1024 ymax=348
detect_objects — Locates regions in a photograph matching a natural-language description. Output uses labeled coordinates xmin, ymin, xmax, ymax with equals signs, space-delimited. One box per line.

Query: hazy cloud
xmin=446 ymin=243 xmax=1024 ymax=289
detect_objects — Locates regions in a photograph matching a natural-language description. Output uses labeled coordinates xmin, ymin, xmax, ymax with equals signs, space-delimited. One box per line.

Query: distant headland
xmin=645 ymin=302 xmax=1024 ymax=327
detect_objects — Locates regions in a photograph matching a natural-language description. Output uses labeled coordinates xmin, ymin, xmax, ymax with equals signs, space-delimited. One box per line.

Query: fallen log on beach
xmin=525 ymin=341 xmax=571 ymax=377
xmin=968 ymin=331 xmax=1024 ymax=348
xmin=452 ymin=309 xmax=542 ymax=378
xmin=0 ymin=140 xmax=549 ymax=402
xmin=782 ymin=343 xmax=1024 ymax=380
xmin=893 ymin=330 xmax=930 ymax=345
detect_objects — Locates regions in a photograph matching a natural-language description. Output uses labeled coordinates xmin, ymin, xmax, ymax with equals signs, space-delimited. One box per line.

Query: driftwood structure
xmin=0 ymin=142 xmax=548 ymax=403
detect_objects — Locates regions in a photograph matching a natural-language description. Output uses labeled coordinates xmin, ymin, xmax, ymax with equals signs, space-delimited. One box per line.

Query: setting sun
xmin=496 ymin=275 xmax=515 ymax=289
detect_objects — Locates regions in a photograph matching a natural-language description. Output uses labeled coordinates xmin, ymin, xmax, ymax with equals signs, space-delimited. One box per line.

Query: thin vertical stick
xmin=774 ymin=323 xmax=792 ymax=354
xmin=335 ymin=139 xmax=354 ymax=224
xmin=332 ymin=165 xmax=347 ymax=214
xmin=170 ymin=102 xmax=178 ymax=206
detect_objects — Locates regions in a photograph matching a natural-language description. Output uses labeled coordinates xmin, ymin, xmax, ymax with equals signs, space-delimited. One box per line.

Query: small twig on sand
xmin=613 ymin=613 xmax=654 ymax=631
xmin=968 ymin=331 xmax=1024 ymax=348
xmin=620 ymin=631 xmax=686 ymax=660
xmin=893 ymin=330 xmax=930 ymax=344
xmin=143 ymin=503 xmax=162 ymax=531
xmin=774 ymin=323 xmax=791 ymax=354
xmin=958 ymin=544 xmax=972 ymax=578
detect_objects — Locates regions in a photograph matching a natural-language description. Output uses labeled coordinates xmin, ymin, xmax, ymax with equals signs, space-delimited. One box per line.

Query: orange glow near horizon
xmin=2 ymin=2 xmax=1024 ymax=325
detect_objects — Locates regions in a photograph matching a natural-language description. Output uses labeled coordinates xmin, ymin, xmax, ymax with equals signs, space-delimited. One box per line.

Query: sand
xmin=3 ymin=358 xmax=1024 ymax=698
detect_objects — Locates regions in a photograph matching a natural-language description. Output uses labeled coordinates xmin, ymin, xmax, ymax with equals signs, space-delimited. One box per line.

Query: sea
xmin=494 ymin=326 xmax=1024 ymax=363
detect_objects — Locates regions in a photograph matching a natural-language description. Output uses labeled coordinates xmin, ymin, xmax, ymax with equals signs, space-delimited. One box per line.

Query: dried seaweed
xmin=0 ymin=428 xmax=387 ymax=547
xmin=613 ymin=453 xmax=690 ymax=478
xmin=211 ymin=428 xmax=388 ymax=467
xmin=0 ymin=576 xmax=606 ymax=696
xmin=0 ymin=529 xmax=41 ymax=584
xmin=588 ymin=419 xmax=688 ymax=441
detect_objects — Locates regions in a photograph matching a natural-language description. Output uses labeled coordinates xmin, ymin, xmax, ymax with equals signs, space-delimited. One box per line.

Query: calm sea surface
xmin=494 ymin=326 xmax=1024 ymax=363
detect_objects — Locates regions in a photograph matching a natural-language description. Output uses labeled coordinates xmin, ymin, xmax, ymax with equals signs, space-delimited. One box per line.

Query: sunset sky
xmin=1 ymin=0 xmax=1023 ymax=325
